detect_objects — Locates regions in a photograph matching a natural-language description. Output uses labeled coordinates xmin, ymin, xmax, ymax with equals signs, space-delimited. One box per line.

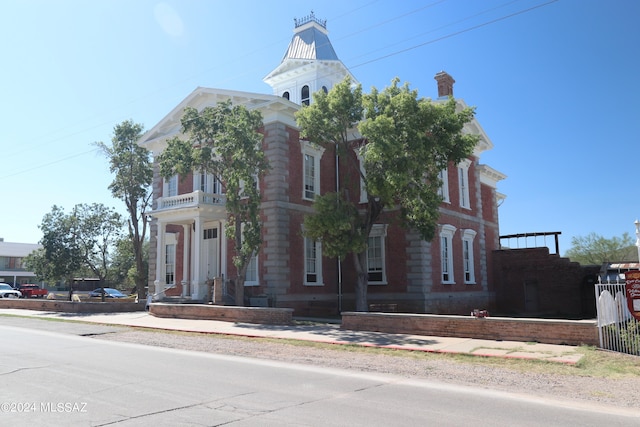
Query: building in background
xmin=0 ymin=239 xmax=40 ymax=287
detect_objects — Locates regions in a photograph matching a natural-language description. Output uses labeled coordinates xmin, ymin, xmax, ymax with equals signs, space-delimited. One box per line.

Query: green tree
xmin=565 ymin=232 xmax=638 ymax=265
xmin=25 ymin=204 xmax=123 ymax=299
xmin=25 ymin=205 xmax=83 ymax=299
xmin=159 ymin=100 xmax=268 ymax=305
xmin=109 ymin=237 xmax=149 ymax=292
xmin=69 ymin=203 xmax=124 ymax=285
xmin=297 ymin=77 xmax=478 ymax=311
xmin=95 ymin=120 xmax=152 ymax=300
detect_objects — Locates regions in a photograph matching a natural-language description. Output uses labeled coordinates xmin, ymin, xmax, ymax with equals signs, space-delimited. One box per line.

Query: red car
xmin=18 ymin=284 xmax=48 ymax=298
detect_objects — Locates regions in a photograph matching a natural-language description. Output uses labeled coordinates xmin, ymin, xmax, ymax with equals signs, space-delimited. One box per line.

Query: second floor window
xmin=165 ymin=175 xmax=178 ymax=197
xmin=458 ymin=160 xmax=471 ymax=209
xmin=439 ymin=224 xmax=456 ymax=284
xmin=438 ymin=168 xmax=450 ymax=203
xmin=304 ymin=154 xmax=315 ymax=199
xmin=300 ymin=141 xmax=325 ymax=201
xmin=0 ymin=256 xmax=22 ymax=270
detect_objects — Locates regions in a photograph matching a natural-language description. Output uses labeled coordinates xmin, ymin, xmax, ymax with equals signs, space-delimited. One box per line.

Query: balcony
xmin=153 ymin=190 xmax=227 ymax=218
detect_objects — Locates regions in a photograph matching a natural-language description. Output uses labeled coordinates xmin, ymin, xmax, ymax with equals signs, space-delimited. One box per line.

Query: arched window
xmin=322 ymin=86 xmax=328 ymax=94
xmin=282 ymin=91 xmax=290 ymax=100
xmin=301 ymin=85 xmax=310 ymax=106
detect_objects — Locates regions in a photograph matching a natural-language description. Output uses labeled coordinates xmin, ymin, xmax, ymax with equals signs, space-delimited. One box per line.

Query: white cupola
xmin=263 ymin=11 xmax=356 ymax=105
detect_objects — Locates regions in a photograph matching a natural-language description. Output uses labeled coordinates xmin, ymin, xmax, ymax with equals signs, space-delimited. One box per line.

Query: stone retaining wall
xmin=341 ymin=312 xmax=598 ymax=346
xmin=150 ymin=303 xmax=293 ymax=325
xmin=0 ymin=299 xmax=145 ymax=313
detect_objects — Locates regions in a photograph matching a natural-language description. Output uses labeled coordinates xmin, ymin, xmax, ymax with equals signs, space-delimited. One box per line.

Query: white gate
xmin=595 ymin=280 xmax=640 ymax=356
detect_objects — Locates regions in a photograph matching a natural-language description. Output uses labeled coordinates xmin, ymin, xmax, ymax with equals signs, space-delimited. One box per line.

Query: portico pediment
xmin=138 ymin=87 xmax=298 ymax=153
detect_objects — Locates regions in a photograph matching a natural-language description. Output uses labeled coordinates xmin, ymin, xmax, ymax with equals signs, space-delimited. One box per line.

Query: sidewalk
xmin=0 ymin=308 xmax=584 ymax=364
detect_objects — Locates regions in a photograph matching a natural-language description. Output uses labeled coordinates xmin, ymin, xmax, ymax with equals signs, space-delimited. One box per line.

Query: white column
xmin=220 ymin=220 xmax=227 ymax=281
xmin=192 ymin=217 xmax=202 ymax=299
xmin=155 ymin=221 xmax=166 ymax=297
xmin=182 ymin=224 xmax=190 ymax=297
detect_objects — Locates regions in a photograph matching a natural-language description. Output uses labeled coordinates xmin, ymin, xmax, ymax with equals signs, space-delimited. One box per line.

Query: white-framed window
xmin=461 ymin=229 xmax=477 ymax=284
xmin=244 ymin=252 xmax=259 ymax=287
xmin=164 ymin=175 xmax=178 ymax=197
xmin=300 ymin=141 xmax=325 ymax=200
xmin=438 ymin=168 xmax=450 ymax=203
xmin=304 ymin=236 xmax=323 ymax=286
xmin=439 ymin=224 xmax=456 ymax=284
xmin=458 ymin=159 xmax=471 ymax=209
xmin=194 ymin=172 xmax=221 ymax=194
xmin=367 ymin=224 xmax=387 ymax=284
xmin=194 ymin=172 xmax=223 ymax=203
xmin=304 ymin=154 xmax=315 ymax=199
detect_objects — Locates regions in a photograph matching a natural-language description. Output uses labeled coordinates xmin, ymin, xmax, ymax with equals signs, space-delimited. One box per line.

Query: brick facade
xmin=140 ymin=20 xmax=505 ymax=317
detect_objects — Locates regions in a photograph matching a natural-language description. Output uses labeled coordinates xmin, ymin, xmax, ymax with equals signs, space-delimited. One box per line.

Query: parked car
xmin=0 ymin=283 xmax=22 ymax=298
xmin=88 ymin=288 xmax=127 ymax=298
xmin=18 ymin=284 xmax=48 ymax=298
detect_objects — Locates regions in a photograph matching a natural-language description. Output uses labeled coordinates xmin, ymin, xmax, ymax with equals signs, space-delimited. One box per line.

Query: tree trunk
xmin=67 ymin=276 xmax=74 ymax=302
xmin=130 ymin=214 xmax=147 ymax=302
xmin=353 ymin=251 xmax=369 ymax=311
xmin=235 ymin=275 xmax=245 ymax=306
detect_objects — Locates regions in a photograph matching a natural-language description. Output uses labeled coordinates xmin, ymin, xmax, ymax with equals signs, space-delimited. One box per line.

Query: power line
xmin=0 ymin=3 xmax=381 ymax=179
xmin=1 ymin=1 xmax=557 ymax=180
xmin=0 ymin=148 xmax=101 ymax=180
xmin=343 ymin=0 xmax=523 ymax=63
xmin=349 ymin=0 xmax=559 ymax=71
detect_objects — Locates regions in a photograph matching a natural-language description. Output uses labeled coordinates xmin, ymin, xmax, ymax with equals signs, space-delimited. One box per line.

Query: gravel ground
xmin=94 ymin=328 xmax=640 ymax=410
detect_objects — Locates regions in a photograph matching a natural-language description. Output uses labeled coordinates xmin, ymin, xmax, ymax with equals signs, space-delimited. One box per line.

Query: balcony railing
xmin=155 ymin=190 xmax=226 ymax=211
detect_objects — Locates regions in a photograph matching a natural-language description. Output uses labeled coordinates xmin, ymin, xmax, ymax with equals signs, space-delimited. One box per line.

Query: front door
xmin=202 ymin=225 xmax=219 ymax=281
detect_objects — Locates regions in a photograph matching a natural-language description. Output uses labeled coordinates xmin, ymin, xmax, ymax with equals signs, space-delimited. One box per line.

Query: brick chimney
xmin=434 ymin=71 xmax=455 ymax=97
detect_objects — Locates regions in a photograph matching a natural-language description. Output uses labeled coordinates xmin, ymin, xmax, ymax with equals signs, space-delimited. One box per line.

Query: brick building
xmin=139 ymin=14 xmax=505 ymax=315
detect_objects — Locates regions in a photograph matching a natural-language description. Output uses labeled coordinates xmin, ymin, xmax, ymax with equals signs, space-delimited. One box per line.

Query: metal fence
xmin=595 ymin=280 xmax=640 ymax=356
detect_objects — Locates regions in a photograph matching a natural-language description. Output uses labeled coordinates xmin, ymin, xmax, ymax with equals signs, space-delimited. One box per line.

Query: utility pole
xmin=635 ymin=219 xmax=640 ymax=263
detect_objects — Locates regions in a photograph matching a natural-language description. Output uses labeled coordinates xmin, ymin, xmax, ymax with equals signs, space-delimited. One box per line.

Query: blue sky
xmin=1 ymin=0 xmax=639 ymax=257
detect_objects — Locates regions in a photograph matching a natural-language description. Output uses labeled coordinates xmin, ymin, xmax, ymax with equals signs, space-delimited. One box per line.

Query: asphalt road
xmin=1 ymin=319 xmax=638 ymax=426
